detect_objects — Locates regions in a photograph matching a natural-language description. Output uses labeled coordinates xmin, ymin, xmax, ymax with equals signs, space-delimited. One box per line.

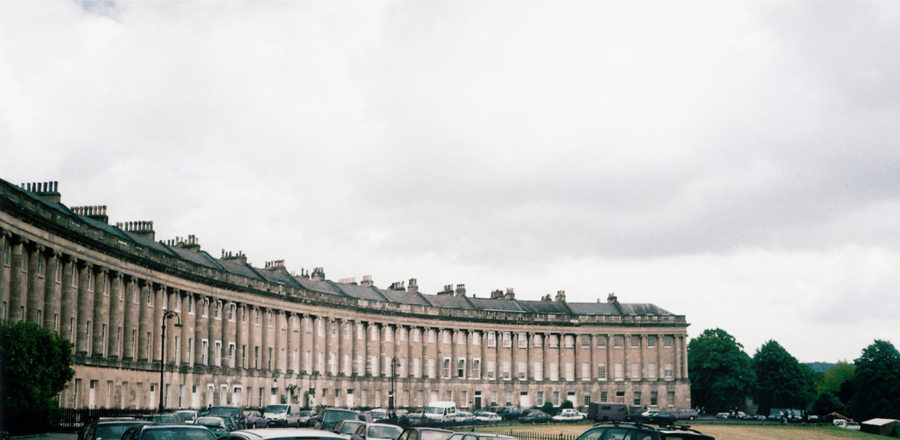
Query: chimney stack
xmin=360 ymin=275 xmax=373 ymax=287
xmin=221 ymin=250 xmax=248 ymax=265
xmin=116 ymin=220 xmax=155 ymax=241
xmin=71 ymin=205 xmax=109 ymax=224
xmin=504 ymin=287 xmax=515 ymax=301
xmin=555 ymin=290 xmax=566 ymax=302
xmin=389 ymin=281 xmax=406 ymax=291
xmin=490 ymin=289 xmax=504 ymax=299
xmin=265 ymin=259 xmax=287 ymax=272
xmin=437 ymin=284 xmax=454 ymax=296
xmin=408 ymin=278 xmax=418 ymax=294
xmin=607 ymin=292 xmax=618 ymax=303
xmin=22 ymin=181 xmax=61 ymax=204
xmin=311 ymin=267 xmax=326 ymax=281
xmin=454 ymin=284 xmax=466 ymax=297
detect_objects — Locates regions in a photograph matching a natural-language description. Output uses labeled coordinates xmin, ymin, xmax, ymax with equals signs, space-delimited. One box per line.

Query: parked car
xmin=216 ymin=428 xmax=345 ymax=440
xmin=445 ymin=433 xmax=516 ymax=440
xmin=674 ymin=409 xmax=698 ymax=420
xmin=265 ymin=404 xmax=302 ymax=427
xmin=833 ymin=420 xmax=860 ymax=430
xmin=243 ymin=411 xmax=268 ymax=429
xmin=297 ymin=411 xmax=318 ymax=427
xmin=453 ymin=411 xmax=475 ymax=424
xmin=498 ymin=407 xmax=524 ymax=421
xmin=628 ymin=411 xmax=677 ymax=425
xmin=176 ymin=411 xmax=200 ymax=425
xmin=552 ymin=409 xmax=584 ymax=422
xmin=398 ymin=413 xmax=429 ymax=428
xmin=121 ymin=424 xmax=219 ymax=440
xmin=350 ymin=423 xmax=404 ymax=440
xmin=208 ymin=407 xmax=246 ymax=430
xmin=317 ymin=409 xmax=361 ymax=432
xmin=79 ymin=418 xmax=155 ymax=440
xmin=396 ymin=427 xmax=453 ymax=440
xmin=150 ymin=414 xmax=186 ymax=424
xmin=196 ymin=416 xmax=233 ymax=438
xmin=473 ymin=411 xmax=500 ymax=424
xmin=333 ymin=420 xmax=367 ymax=439
xmin=574 ymin=421 xmax=715 ymax=440
xmin=519 ymin=409 xmax=551 ymax=424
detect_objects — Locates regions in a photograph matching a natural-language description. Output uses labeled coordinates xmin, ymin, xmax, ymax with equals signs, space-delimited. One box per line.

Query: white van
xmin=264 ymin=404 xmax=301 ymax=427
xmin=424 ymin=401 xmax=457 ymax=422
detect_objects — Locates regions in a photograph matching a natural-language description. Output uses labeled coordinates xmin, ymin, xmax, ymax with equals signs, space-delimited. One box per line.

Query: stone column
xmin=0 ymin=231 xmax=10 ymax=320
xmin=76 ymin=261 xmax=93 ymax=354
xmin=260 ymin=307 xmax=270 ymax=370
xmin=209 ymin=298 xmax=221 ymax=367
xmin=43 ymin=251 xmax=62 ymax=332
xmin=122 ymin=275 xmax=136 ymax=360
xmin=7 ymin=237 xmax=26 ymax=322
xmin=107 ymin=271 xmax=124 ymax=358
xmin=25 ymin=243 xmax=44 ymax=324
xmin=91 ymin=267 xmax=110 ymax=357
xmin=607 ymin=334 xmax=614 ymax=381
xmin=152 ymin=284 xmax=165 ymax=362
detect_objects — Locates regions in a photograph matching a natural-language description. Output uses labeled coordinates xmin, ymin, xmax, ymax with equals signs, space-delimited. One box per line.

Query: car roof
xmin=230 ymin=428 xmax=345 ymax=440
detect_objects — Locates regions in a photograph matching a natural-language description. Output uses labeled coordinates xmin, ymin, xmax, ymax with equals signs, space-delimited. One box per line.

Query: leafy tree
xmin=816 ymin=360 xmax=855 ymax=394
xmin=0 ymin=321 xmax=75 ymax=433
xmin=848 ymin=340 xmax=900 ymax=420
xmin=688 ymin=328 xmax=756 ymax=413
xmin=752 ymin=340 xmax=816 ymax=415
xmin=812 ymin=391 xmax=846 ymax=415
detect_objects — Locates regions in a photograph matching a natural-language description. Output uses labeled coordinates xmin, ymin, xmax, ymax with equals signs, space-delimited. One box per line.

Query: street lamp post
xmin=159 ymin=310 xmax=182 ymax=413
xmin=389 ymin=357 xmax=397 ymax=411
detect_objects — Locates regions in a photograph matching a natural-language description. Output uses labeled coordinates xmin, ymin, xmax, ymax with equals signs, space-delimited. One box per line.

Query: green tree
xmin=0 ymin=321 xmax=75 ymax=434
xmin=752 ymin=340 xmax=816 ymax=415
xmin=688 ymin=328 xmax=756 ymax=413
xmin=848 ymin=340 xmax=900 ymax=420
xmin=816 ymin=360 xmax=855 ymax=394
xmin=812 ymin=391 xmax=846 ymax=415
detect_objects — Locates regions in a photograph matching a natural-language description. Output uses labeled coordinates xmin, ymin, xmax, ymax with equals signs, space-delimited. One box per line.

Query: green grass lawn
xmin=473 ymin=422 xmax=883 ymax=440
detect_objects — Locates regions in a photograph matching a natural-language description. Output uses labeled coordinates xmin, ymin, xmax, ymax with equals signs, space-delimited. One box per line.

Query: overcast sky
xmin=3 ymin=1 xmax=899 ymax=363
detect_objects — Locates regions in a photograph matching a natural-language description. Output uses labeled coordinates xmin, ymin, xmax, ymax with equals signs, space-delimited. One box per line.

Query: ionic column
xmin=152 ymin=284 xmax=166 ymax=362
xmin=25 ymin=243 xmax=45 ymax=324
xmin=91 ymin=267 xmax=110 ymax=357
xmin=107 ymin=271 xmax=124 ymax=358
xmin=122 ymin=275 xmax=137 ymax=360
xmin=43 ymin=251 xmax=62 ymax=332
xmin=7 ymin=236 xmax=26 ymax=322
xmin=0 ymin=231 xmax=10 ymax=320
xmin=59 ymin=255 xmax=78 ymax=343
xmin=137 ymin=280 xmax=152 ymax=361
xmin=75 ymin=261 xmax=93 ymax=354
xmin=209 ymin=298 xmax=221 ymax=366
xmin=260 ymin=307 xmax=270 ymax=370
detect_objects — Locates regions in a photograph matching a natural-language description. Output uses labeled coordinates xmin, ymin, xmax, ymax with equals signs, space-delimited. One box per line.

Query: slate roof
xmin=421 ymin=294 xmax=474 ymax=310
xmin=380 ymin=289 xmax=431 ymax=306
xmin=333 ymin=283 xmax=387 ymax=301
xmin=468 ymin=297 xmax=525 ymax=312
xmin=3 ymin=178 xmax=681 ymax=319
xmin=517 ymin=300 xmax=571 ymax=314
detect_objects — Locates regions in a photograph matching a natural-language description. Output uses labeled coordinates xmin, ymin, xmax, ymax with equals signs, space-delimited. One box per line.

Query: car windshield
xmin=97 ymin=423 xmax=146 ymax=440
xmin=266 ymin=405 xmax=288 ymax=414
xmin=369 ymin=426 xmax=402 ymax=440
xmin=196 ymin=419 xmax=225 ymax=429
xmin=338 ymin=422 xmax=363 ymax=433
xmin=424 ymin=408 xmax=445 ymax=415
xmin=208 ymin=408 xmax=236 ymax=416
xmin=324 ymin=411 xmax=357 ymax=423
xmin=141 ymin=428 xmax=217 ymax=440
xmin=419 ymin=431 xmax=452 ymax=440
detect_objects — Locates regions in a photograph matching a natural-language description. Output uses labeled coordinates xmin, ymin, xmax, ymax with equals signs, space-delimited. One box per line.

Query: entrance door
xmin=347 ymin=391 xmax=354 ymax=408
xmin=474 ymin=391 xmax=482 ymax=409
xmin=233 ymin=387 xmax=243 ymax=407
xmin=519 ymin=392 xmax=531 ymax=408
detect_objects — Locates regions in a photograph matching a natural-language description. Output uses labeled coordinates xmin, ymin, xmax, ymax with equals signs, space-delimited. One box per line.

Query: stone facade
xmin=0 ymin=179 xmax=691 ymax=412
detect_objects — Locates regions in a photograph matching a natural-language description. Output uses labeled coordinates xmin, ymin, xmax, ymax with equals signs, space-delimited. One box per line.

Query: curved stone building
xmin=0 ymin=179 xmax=691 ymax=412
